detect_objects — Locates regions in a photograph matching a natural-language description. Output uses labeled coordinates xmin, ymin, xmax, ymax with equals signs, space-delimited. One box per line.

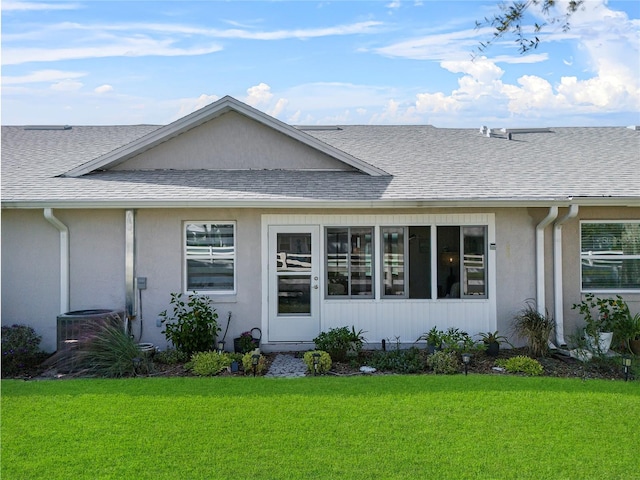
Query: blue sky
xmin=2 ymin=0 xmax=639 ymax=127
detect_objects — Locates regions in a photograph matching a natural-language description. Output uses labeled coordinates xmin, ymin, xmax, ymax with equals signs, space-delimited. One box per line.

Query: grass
xmin=2 ymin=376 xmax=639 ymax=480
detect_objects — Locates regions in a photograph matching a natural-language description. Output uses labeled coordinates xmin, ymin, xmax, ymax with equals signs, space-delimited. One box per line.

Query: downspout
xmin=125 ymin=210 xmax=136 ymax=320
xmin=44 ymin=208 xmax=70 ymax=314
xmin=536 ymin=207 xmax=558 ymax=316
xmin=553 ymin=205 xmax=579 ymax=347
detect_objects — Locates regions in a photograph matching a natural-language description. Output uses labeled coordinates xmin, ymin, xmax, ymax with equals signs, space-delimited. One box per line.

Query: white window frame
xmin=183 ymin=221 xmax=237 ymax=294
xmin=580 ymin=220 xmax=640 ymax=293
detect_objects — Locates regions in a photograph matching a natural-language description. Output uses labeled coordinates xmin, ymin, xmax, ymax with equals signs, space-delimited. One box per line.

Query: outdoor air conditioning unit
xmin=56 ymin=309 xmax=125 ymax=352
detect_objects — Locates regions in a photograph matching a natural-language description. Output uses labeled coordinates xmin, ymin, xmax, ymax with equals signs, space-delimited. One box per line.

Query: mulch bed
xmin=7 ymin=347 xmax=632 ymax=381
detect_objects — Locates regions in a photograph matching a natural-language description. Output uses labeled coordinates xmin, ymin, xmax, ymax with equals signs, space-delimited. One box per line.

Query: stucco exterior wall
xmin=3 ymin=205 xmax=638 ymax=353
xmin=113 ymin=111 xmax=352 ymax=172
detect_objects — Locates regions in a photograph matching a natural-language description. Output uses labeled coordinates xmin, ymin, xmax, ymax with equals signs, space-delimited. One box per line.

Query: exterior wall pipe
xmin=553 ymin=205 xmax=579 ymax=346
xmin=44 ymin=208 xmax=70 ymax=314
xmin=125 ymin=209 xmax=136 ymax=318
xmin=536 ymin=206 xmax=558 ymax=316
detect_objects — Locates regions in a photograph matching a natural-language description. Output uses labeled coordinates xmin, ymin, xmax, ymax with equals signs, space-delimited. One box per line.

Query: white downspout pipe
xmin=553 ymin=205 xmax=579 ymax=347
xmin=44 ymin=208 xmax=70 ymax=314
xmin=536 ymin=207 xmax=558 ymax=316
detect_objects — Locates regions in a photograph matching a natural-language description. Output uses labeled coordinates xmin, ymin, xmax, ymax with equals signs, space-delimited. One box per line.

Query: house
xmin=2 ymin=96 xmax=639 ymax=353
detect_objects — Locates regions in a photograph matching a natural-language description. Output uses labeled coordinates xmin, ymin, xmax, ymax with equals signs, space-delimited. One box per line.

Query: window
xmin=381 ymin=226 xmax=431 ymax=298
xmin=185 ymin=222 xmax=235 ymax=293
xmin=581 ymin=221 xmax=640 ymax=291
xmin=326 ymin=227 xmax=373 ymax=297
xmin=325 ymin=222 xmax=488 ymax=300
xmin=437 ymin=226 xmax=487 ymax=299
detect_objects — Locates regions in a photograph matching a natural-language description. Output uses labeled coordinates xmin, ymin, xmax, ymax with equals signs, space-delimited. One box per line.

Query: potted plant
xmin=417 ymin=326 xmax=443 ymax=354
xmin=572 ymin=294 xmax=627 ymax=355
xmin=478 ymin=330 xmax=511 ymax=356
xmin=233 ymin=329 xmax=261 ymax=354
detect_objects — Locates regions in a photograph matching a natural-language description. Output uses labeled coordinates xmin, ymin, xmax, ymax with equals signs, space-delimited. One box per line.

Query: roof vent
xmin=627 ymin=125 xmax=640 ymax=131
xmin=480 ymin=126 xmax=551 ymax=140
xmin=24 ymin=125 xmax=72 ymax=131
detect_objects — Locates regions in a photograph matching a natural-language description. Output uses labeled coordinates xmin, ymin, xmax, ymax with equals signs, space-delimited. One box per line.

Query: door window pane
xmin=277 ymin=233 xmax=312 ymax=272
xmin=278 ymin=276 xmax=311 ymax=315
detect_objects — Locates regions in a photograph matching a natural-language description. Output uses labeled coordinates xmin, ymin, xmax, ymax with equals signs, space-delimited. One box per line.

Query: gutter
xmin=535 ymin=206 xmax=558 ymax=315
xmin=553 ymin=205 xmax=579 ymax=347
xmin=43 ymin=208 xmax=70 ymax=314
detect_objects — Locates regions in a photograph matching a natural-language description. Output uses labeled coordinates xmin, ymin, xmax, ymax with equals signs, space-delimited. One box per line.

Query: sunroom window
xmin=581 ymin=221 xmax=640 ymax=291
xmin=437 ymin=226 xmax=487 ymax=299
xmin=381 ymin=226 xmax=431 ymax=298
xmin=326 ymin=227 xmax=373 ymax=297
xmin=185 ymin=222 xmax=235 ymax=293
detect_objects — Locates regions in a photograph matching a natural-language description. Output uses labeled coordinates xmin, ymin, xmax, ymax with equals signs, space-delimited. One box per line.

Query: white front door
xmin=268 ymin=225 xmax=320 ymax=342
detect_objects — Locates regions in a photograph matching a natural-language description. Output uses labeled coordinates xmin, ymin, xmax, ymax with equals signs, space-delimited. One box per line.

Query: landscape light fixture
xmin=251 ymin=353 xmax=260 ymax=377
xmin=217 ymin=341 xmax=225 ymax=354
xmin=622 ymin=357 xmax=632 ymax=382
xmin=461 ymin=353 xmax=472 ymax=376
xmin=132 ymin=357 xmax=141 ymax=375
xmin=312 ymin=352 xmax=321 ymax=376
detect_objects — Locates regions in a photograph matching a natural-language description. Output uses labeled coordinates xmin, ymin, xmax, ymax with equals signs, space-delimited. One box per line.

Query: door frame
xmin=265 ymin=224 xmax=321 ymax=342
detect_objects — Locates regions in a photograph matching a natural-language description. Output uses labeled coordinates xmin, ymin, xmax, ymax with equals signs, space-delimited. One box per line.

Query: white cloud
xmin=2 ymin=1 xmax=81 ymax=11
xmin=94 ymin=84 xmax=114 ymax=94
xmin=50 ymin=79 xmax=83 ymax=91
xmin=2 ymin=69 xmax=86 ymax=85
xmin=245 ymin=83 xmax=274 ymax=106
xmin=174 ymin=94 xmax=220 ymax=119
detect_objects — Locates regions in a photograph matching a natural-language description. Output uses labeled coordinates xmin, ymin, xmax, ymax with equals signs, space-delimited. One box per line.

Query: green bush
xmin=242 ymin=352 xmax=268 ymax=376
xmin=496 ymin=355 xmax=543 ymax=376
xmin=154 ymin=348 xmax=189 ymax=365
xmin=313 ymin=326 xmax=364 ymax=362
xmin=303 ymin=350 xmax=332 ymax=374
xmin=188 ymin=351 xmax=232 ymax=376
xmin=368 ymin=347 xmax=426 ymax=373
xmin=1 ymin=324 xmax=46 ymax=377
xmin=76 ymin=322 xmax=151 ymax=378
xmin=427 ymin=350 xmax=460 ymax=374
xmin=160 ymin=292 xmax=220 ymax=357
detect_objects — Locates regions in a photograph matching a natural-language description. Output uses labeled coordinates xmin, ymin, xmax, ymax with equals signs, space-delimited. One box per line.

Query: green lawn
xmin=2 ymin=376 xmax=639 ymax=480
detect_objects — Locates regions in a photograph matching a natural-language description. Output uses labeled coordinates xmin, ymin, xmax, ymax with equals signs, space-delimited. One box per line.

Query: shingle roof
xmin=2 ymin=119 xmax=639 ymax=208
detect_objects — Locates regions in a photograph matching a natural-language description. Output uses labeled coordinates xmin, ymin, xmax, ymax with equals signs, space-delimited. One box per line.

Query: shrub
xmin=512 ymin=300 xmax=554 ymax=357
xmin=313 ymin=327 xmax=351 ymax=362
xmin=76 ymin=322 xmax=151 ymax=377
xmin=1 ymin=324 xmax=46 ymax=377
xmin=427 ymin=350 xmax=460 ymax=374
xmin=303 ymin=350 xmax=332 ymax=374
xmin=155 ymin=348 xmax=189 ymax=365
xmin=440 ymin=327 xmax=480 ymax=354
xmin=189 ymin=351 xmax=232 ymax=376
xmin=496 ymin=355 xmax=543 ymax=376
xmin=368 ymin=347 xmax=426 ymax=374
xmin=160 ymin=292 xmax=220 ymax=357
xmin=242 ymin=351 xmax=268 ymax=376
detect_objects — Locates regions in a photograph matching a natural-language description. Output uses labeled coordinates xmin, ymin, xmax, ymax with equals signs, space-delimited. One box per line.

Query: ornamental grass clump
xmin=76 ymin=322 xmax=151 ymax=378
xmin=512 ymin=299 xmax=554 ymax=357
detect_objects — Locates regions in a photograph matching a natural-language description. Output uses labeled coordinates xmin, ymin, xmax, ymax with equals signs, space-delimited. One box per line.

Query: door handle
xmin=313 ymin=285 xmax=319 ymax=289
